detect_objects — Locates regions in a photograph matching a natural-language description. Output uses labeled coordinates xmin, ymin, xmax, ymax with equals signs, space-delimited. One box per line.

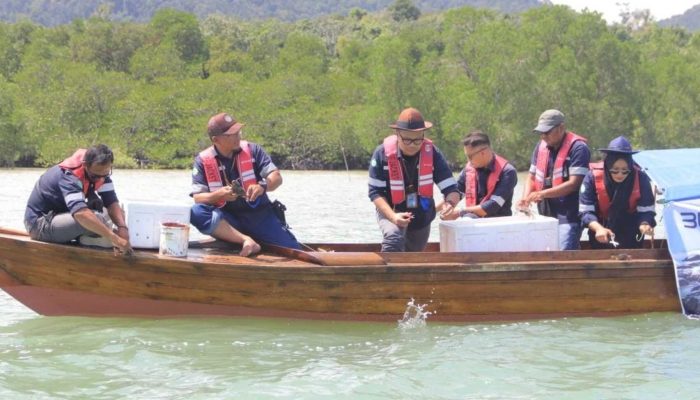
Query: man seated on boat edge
xmin=579 ymin=136 xmax=656 ymax=249
xmin=368 ymin=107 xmax=460 ymax=252
xmin=517 ymin=109 xmax=591 ymax=250
xmin=439 ymin=130 xmax=518 ymax=220
xmin=23 ymin=144 xmax=132 ymax=254
xmin=189 ymin=112 xmax=301 ymax=257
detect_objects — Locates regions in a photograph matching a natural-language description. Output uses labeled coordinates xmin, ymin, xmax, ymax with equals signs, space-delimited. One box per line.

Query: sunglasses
xmin=398 ymin=134 xmax=425 ymax=146
xmin=609 ymin=169 xmax=631 ymax=176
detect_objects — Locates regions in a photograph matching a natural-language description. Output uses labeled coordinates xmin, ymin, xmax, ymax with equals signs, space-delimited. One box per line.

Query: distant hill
xmin=0 ymin=0 xmax=545 ymax=26
xmin=659 ymin=4 xmax=700 ymax=31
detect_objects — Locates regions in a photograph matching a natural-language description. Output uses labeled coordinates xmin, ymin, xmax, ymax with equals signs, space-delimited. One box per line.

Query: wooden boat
xmin=0 ymin=226 xmax=681 ymax=322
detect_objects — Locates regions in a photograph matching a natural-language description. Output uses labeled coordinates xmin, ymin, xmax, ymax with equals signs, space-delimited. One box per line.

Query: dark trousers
xmin=190 ymin=203 xmax=301 ymax=250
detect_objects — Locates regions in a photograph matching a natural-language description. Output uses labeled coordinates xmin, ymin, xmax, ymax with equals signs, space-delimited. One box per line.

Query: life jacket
xmin=383 ymin=135 xmax=434 ymax=205
xmin=57 ymin=149 xmax=105 ymax=195
xmin=464 ymin=154 xmax=508 ymax=207
xmin=532 ymin=132 xmax=587 ymax=191
xmin=200 ymin=142 xmax=255 ymax=208
xmin=590 ymin=161 xmax=640 ymax=221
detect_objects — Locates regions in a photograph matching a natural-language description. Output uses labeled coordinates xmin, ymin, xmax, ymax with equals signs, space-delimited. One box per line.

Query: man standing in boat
xmin=517 ymin=109 xmax=591 ymax=250
xmin=24 ymin=144 xmax=132 ymax=253
xmin=368 ymin=107 xmax=460 ymax=252
xmin=189 ymin=112 xmax=301 ymax=256
xmin=440 ymin=131 xmax=518 ymax=220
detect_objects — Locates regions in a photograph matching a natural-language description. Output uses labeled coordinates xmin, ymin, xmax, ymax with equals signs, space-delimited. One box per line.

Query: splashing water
xmin=398 ymin=298 xmax=432 ymax=329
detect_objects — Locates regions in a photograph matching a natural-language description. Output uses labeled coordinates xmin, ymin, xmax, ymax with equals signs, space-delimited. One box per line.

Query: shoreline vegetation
xmin=0 ymin=2 xmax=698 ymax=171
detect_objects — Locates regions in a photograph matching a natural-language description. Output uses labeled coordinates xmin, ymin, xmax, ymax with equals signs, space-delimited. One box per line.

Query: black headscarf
xmin=603 ymin=153 xmax=635 ymax=225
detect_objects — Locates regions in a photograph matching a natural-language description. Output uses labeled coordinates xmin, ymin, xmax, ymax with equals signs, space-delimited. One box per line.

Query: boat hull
xmin=0 ymin=231 xmax=681 ymax=322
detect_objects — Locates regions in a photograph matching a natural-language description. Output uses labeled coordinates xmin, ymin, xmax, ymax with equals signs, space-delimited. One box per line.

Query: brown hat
xmin=207 ymin=113 xmax=244 ymax=137
xmin=389 ymin=107 xmax=433 ymax=131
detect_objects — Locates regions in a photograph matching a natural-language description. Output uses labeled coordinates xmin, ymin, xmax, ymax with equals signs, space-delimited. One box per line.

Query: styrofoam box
xmin=439 ymin=215 xmax=559 ymax=252
xmin=123 ymin=201 xmax=191 ymax=249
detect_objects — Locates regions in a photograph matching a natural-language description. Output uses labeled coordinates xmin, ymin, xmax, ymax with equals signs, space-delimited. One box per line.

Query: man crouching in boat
xmin=368 ymin=107 xmax=460 ymax=252
xmin=439 ymin=131 xmax=518 ymax=220
xmin=189 ymin=112 xmax=301 ymax=256
xmin=24 ymin=144 xmax=132 ymax=253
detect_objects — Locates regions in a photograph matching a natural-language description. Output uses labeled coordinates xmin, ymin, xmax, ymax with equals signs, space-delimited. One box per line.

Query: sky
xmin=549 ymin=0 xmax=699 ymax=22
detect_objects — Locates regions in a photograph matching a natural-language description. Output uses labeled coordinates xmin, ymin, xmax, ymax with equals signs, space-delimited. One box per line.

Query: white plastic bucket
xmin=159 ymin=222 xmax=189 ymax=257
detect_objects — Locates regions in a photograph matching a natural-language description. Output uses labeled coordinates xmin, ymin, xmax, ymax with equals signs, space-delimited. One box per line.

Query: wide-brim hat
xmin=207 ymin=112 xmax=245 ymax=137
xmin=389 ymin=107 xmax=433 ymax=132
xmin=599 ymin=136 xmax=639 ymax=154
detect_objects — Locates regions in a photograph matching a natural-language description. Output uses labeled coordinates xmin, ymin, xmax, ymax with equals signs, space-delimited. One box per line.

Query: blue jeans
xmin=190 ymin=203 xmax=301 ymax=250
xmin=559 ymin=222 xmax=581 ymax=250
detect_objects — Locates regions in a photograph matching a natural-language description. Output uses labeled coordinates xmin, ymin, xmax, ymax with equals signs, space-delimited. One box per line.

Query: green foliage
xmin=0 ymin=5 xmax=698 ymax=171
xmin=70 ymin=18 xmax=146 ymax=72
xmin=0 ymin=79 xmax=25 ymax=166
xmin=150 ymin=9 xmax=209 ymax=64
xmin=389 ymin=0 xmax=421 ymax=22
xmin=276 ymin=32 xmax=329 ymax=76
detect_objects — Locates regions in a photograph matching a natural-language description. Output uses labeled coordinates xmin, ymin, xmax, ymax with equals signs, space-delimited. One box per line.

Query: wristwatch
xmin=258 ymin=179 xmax=268 ymax=191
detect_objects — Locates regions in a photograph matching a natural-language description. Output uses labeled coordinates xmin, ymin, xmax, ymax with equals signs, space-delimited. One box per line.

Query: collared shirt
xmin=190 ymin=143 xmax=277 ymax=212
xmin=368 ymin=143 xmax=458 ymax=229
xmin=528 ymin=139 xmax=591 ymax=223
xmin=457 ymin=156 xmax=517 ymax=217
xmin=25 ymin=165 xmax=119 ymax=226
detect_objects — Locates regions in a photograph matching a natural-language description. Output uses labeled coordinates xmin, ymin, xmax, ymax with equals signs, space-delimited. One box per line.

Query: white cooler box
xmin=439 ymin=215 xmax=559 ymax=252
xmin=123 ymin=201 xmax=191 ymax=249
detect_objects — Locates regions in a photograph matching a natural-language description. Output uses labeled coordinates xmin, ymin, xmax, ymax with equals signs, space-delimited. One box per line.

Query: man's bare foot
xmin=239 ymin=238 xmax=261 ymax=257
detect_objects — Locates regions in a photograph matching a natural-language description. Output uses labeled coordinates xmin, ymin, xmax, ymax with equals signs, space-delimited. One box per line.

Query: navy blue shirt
xmin=456 ymin=155 xmax=517 ymax=217
xmin=25 ymin=165 xmax=119 ymax=226
xmin=528 ymin=135 xmax=591 ymax=223
xmin=190 ymin=143 xmax=277 ymax=213
xmin=579 ymin=168 xmax=656 ymax=248
xmin=368 ymin=143 xmax=459 ymax=229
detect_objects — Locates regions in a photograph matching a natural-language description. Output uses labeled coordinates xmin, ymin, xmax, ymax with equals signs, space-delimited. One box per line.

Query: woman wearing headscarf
xmin=579 ymin=136 xmax=656 ymax=249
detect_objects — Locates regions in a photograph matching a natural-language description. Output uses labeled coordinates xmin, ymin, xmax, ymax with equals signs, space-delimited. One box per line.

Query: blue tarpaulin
xmin=634 ymin=148 xmax=700 ymax=317
xmin=634 ymin=148 xmax=700 ymax=202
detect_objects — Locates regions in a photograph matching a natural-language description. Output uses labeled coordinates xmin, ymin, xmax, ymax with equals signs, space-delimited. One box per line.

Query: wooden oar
xmin=0 ymin=227 xmax=29 ymax=237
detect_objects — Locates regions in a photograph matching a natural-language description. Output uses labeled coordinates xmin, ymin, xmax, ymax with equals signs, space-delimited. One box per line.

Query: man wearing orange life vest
xmin=517 ymin=109 xmax=591 ymax=250
xmin=440 ymin=131 xmax=517 ymax=220
xmin=368 ymin=107 xmax=460 ymax=252
xmin=579 ymin=136 xmax=656 ymax=249
xmin=24 ymin=144 xmax=132 ymax=253
xmin=189 ymin=112 xmax=300 ymax=257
